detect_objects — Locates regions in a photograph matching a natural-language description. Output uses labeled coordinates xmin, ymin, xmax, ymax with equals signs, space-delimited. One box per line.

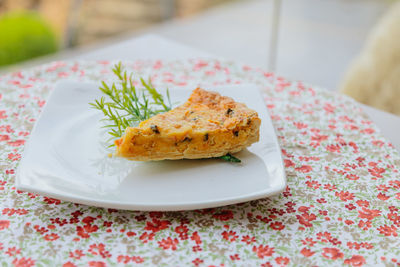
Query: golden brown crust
xmin=115 ymin=88 xmax=261 ymax=161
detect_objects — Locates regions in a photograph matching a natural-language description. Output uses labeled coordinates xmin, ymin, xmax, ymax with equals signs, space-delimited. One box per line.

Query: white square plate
xmin=16 ymin=81 xmax=286 ymax=211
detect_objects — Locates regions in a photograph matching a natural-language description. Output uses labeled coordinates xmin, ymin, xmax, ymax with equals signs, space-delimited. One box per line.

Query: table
xmin=0 ymin=35 xmax=399 ymax=265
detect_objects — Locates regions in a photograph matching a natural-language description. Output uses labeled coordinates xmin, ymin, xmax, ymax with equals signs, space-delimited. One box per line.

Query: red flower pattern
xmin=300 ymin=247 xmax=315 ymax=257
xmin=63 ymin=262 xmax=77 ymax=267
xmin=69 ymin=250 xmax=85 ymax=260
xmin=222 ymin=230 xmax=238 ymax=242
xmin=191 ymin=231 xmax=202 ymax=245
xmin=296 ymin=212 xmax=317 ymax=228
xmin=139 ymin=232 xmax=155 ymax=244
xmin=358 ymin=220 xmax=372 ymax=231
xmin=88 ymin=262 xmax=106 ymax=267
xmin=335 ymin=191 xmax=355 ymax=202
xmin=230 ymin=254 xmax=240 ymax=261
xmin=241 ymin=235 xmax=256 ymax=244
xmin=321 ymin=247 xmax=344 ymax=260
xmin=192 ymin=258 xmax=203 ymax=266
xmin=0 ymin=220 xmax=10 ymax=230
xmin=344 ymin=255 xmax=366 ymax=266
xmin=44 ymin=233 xmax=59 ymax=241
xmin=76 ymin=224 xmax=98 ymax=239
xmin=212 ymin=210 xmax=234 ymax=221
xmin=12 ymin=257 xmax=35 ymax=267
xmin=88 ymin=244 xmax=111 ymax=258
xmin=6 ymin=247 xmax=20 ymax=256
xmin=326 ymin=144 xmax=341 ymax=153
xmin=131 ymin=256 xmax=144 ymax=264
xmin=358 ymin=208 xmax=381 ymax=221
xmin=275 ymin=257 xmax=290 ymax=266
xmin=295 ymin=165 xmax=313 ymax=173
xmin=269 ymin=222 xmax=285 ymax=231
xmin=252 ymin=245 xmax=275 ymax=259
xmin=301 ymin=238 xmax=316 ymax=247
xmin=158 ymin=237 xmax=179 ymax=250
xmin=377 ymin=225 xmax=398 ymax=237
xmin=356 ymin=200 xmax=369 ymax=207
xmin=144 ymin=218 xmax=170 ymax=233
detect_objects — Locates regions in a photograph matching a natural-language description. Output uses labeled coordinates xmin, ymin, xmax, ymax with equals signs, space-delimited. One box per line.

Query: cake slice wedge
xmin=115 ymin=88 xmax=261 ymax=161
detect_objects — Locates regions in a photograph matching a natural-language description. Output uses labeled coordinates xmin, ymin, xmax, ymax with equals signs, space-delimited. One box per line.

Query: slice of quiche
xmin=115 ymin=88 xmax=261 ymax=161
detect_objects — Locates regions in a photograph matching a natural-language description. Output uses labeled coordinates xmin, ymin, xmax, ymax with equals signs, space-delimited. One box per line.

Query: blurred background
xmin=0 ymin=0 xmax=399 ymax=115
xmin=0 ymin=0 xmax=233 ymax=57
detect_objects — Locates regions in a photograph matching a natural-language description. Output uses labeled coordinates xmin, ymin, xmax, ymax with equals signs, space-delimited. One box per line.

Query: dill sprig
xmin=89 ymin=62 xmax=171 ymax=140
xmin=90 ymin=62 xmax=240 ymax=163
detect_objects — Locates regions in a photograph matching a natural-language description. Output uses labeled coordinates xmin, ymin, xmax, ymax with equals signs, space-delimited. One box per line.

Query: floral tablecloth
xmin=0 ymin=59 xmax=399 ymax=267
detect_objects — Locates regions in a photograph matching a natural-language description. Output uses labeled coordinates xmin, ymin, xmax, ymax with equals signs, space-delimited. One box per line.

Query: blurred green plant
xmin=0 ymin=12 xmax=58 ymax=67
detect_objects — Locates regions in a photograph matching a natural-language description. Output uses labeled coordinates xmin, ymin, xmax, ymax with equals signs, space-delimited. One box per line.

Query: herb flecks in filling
xmin=226 ymin=108 xmax=234 ymax=116
xmin=150 ymin=125 xmax=160 ymax=134
xmin=182 ymin=136 xmax=192 ymax=142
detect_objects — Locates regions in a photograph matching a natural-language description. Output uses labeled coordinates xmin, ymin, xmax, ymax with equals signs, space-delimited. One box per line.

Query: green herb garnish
xmin=90 ymin=62 xmax=240 ymax=163
xmin=89 ymin=62 xmax=172 ymax=139
xmin=218 ymin=153 xmax=241 ymax=163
